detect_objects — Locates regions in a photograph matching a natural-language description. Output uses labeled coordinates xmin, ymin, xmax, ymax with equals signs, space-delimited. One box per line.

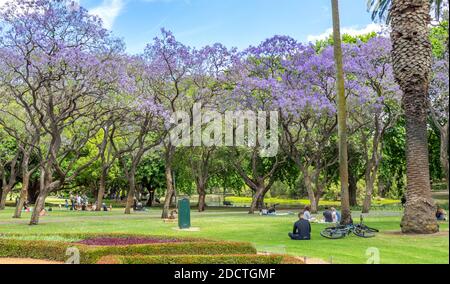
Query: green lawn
xmin=226 ymin=196 xmax=401 ymax=207
xmin=0 ymin=207 xmax=448 ymax=264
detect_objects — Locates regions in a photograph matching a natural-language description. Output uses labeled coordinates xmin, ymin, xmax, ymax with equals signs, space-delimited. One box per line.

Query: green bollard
xmin=178 ymin=198 xmax=191 ymax=229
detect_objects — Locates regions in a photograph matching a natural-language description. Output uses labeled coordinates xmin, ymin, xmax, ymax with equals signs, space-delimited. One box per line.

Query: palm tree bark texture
xmin=390 ymin=0 xmax=439 ymax=233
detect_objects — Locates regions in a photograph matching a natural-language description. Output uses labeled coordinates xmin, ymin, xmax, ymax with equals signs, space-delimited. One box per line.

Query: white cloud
xmin=307 ymin=23 xmax=385 ymax=42
xmin=0 ymin=0 xmax=10 ymax=7
xmin=89 ymin=0 xmax=125 ymax=30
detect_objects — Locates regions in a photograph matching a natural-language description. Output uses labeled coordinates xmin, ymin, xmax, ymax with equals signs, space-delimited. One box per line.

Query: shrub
xmin=97 ymin=254 xmax=304 ymax=264
xmin=0 ymin=232 xmax=213 ymax=243
xmin=0 ymin=239 xmax=69 ymax=262
xmin=0 ymin=238 xmax=256 ymax=264
xmin=82 ymin=242 xmax=256 ymax=263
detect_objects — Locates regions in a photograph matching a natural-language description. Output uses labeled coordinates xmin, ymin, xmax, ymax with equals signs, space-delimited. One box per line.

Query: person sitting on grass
xmin=436 ymin=206 xmax=447 ymax=221
xmin=288 ymin=212 xmax=311 ymax=240
xmin=169 ymin=209 xmax=178 ymax=220
xmin=302 ymin=206 xmax=315 ymax=222
xmin=323 ymin=207 xmax=334 ymax=223
xmin=331 ymin=207 xmax=341 ymax=223
xmin=268 ymin=204 xmax=278 ymax=215
xmin=39 ymin=208 xmax=47 ymax=216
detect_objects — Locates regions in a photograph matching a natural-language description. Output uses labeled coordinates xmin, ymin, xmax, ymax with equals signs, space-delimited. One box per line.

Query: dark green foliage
xmin=430 ymin=21 xmax=449 ymax=59
xmin=314 ymin=32 xmax=378 ymax=52
xmin=136 ymin=154 xmax=166 ymax=194
xmin=378 ymin=119 xmax=407 ymax=199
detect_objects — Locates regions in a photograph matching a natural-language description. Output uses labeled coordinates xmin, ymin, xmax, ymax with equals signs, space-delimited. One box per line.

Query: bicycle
xmin=320 ymin=215 xmax=379 ymax=239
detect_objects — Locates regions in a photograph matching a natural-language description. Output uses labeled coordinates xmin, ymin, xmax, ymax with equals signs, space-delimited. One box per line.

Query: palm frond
xmin=367 ymin=0 xmax=391 ymax=22
xmin=367 ymin=0 xmax=447 ymax=23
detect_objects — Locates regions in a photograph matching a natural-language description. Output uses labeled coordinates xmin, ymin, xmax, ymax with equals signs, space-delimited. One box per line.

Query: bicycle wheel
xmin=356 ymin=224 xmax=379 ymax=233
xmin=320 ymin=227 xmax=347 ymax=239
xmin=353 ymin=227 xmax=376 ymax=238
xmin=365 ymin=226 xmax=379 ymax=233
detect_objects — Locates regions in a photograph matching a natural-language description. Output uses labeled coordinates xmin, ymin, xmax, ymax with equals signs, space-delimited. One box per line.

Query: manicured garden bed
xmin=97 ymin=254 xmax=304 ymax=264
xmin=0 ymin=235 xmax=258 ymax=264
xmin=0 ymin=232 xmax=213 ymax=243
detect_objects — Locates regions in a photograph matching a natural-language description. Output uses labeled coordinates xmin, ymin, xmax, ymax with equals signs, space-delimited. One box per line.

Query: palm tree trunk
xmin=390 ymin=0 xmax=438 ymax=233
xmin=331 ymin=0 xmax=352 ymax=225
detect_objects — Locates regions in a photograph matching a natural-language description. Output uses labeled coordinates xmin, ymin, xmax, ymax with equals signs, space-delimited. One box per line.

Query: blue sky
xmin=56 ymin=0 xmax=383 ymax=54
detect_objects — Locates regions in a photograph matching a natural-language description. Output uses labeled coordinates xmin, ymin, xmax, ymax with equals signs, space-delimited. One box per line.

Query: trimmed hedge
xmin=0 ymin=238 xmax=256 ymax=264
xmin=97 ymin=254 xmax=304 ymax=264
xmin=0 ymin=232 xmax=213 ymax=243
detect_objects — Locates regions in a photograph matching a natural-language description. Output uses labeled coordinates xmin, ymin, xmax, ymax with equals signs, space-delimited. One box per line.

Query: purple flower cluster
xmin=0 ymin=0 xmax=410 ymax=148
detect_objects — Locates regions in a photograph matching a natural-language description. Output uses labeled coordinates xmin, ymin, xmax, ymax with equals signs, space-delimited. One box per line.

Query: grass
xmin=0 ymin=207 xmax=448 ymax=264
xmin=226 ymin=196 xmax=401 ymax=207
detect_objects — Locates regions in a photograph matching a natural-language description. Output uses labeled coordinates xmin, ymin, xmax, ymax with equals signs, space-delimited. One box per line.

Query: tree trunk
xmin=348 ymin=171 xmax=358 ymax=206
xmin=249 ymin=186 xmax=265 ymax=214
xmin=304 ymin=175 xmax=318 ymax=213
xmin=440 ymin=124 xmax=449 ymax=190
xmin=197 ymin=180 xmax=207 ymax=212
xmin=13 ymin=172 xmax=31 ymax=218
xmin=257 ymin=193 xmax=266 ymax=211
xmin=0 ymin=185 xmax=11 ymax=210
xmin=96 ymin=168 xmax=107 ymax=211
xmin=28 ymin=179 xmax=39 ymax=204
xmin=362 ymin=176 xmax=375 ymax=213
xmin=332 ymin=0 xmax=351 ymax=225
xmin=146 ymin=189 xmax=155 ymax=207
xmin=401 ymin=108 xmax=439 ymax=233
xmin=198 ymin=191 xmax=206 ymax=212
xmin=29 ymin=191 xmax=47 ymax=225
xmin=162 ymin=164 xmax=174 ymax=219
xmin=124 ymin=168 xmax=136 ymax=215
xmin=390 ymin=0 xmax=439 ymax=234
xmin=378 ymin=177 xmax=386 ymax=198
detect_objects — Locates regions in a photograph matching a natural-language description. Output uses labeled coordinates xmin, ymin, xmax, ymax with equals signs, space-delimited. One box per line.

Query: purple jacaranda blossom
xmin=430 ymin=56 xmax=449 ymax=124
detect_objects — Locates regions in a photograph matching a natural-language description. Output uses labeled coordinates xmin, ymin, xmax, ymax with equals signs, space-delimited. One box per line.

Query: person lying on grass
xmin=289 ymin=212 xmax=311 ymax=240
